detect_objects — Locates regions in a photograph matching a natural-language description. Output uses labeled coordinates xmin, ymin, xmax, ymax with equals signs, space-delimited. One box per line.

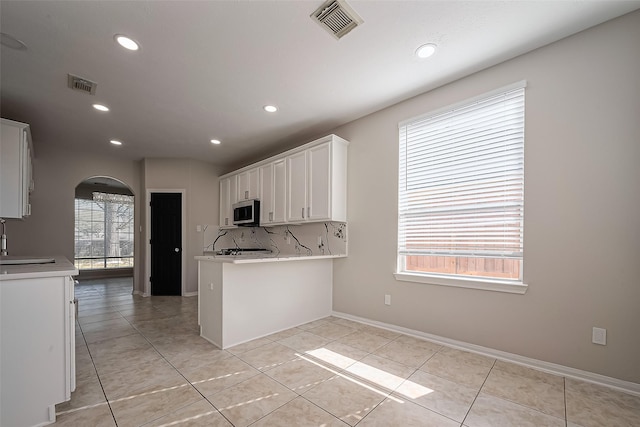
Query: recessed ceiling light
xmin=115 ymin=34 xmax=139 ymax=51
xmin=416 ymin=43 xmax=437 ymax=59
xmin=211 ymin=139 xmax=221 ymax=145
xmin=110 ymin=140 xmax=122 ymax=146
xmin=264 ymin=105 xmax=278 ymax=113
xmin=93 ymin=104 xmax=109 ymax=112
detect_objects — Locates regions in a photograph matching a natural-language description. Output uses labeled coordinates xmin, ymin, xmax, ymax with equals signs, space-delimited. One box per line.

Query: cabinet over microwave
xmin=233 ymin=199 xmax=260 ymax=226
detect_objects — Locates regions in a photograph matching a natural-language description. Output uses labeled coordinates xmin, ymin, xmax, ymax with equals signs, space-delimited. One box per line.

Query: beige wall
xmin=330 ymin=11 xmax=640 ymax=383
xmin=4 ymin=144 xmax=144 ymax=291
xmin=142 ymin=158 xmax=220 ymax=294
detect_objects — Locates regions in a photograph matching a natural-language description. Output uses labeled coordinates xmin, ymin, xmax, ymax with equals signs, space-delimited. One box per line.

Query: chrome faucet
xmin=1 ymin=218 xmax=7 ymax=256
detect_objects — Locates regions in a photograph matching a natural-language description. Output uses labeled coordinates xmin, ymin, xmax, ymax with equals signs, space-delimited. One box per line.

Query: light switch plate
xmin=592 ymin=327 xmax=607 ymax=345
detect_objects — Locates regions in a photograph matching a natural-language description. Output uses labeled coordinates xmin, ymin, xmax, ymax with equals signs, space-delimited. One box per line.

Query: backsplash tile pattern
xmin=202 ymin=223 xmax=347 ymax=256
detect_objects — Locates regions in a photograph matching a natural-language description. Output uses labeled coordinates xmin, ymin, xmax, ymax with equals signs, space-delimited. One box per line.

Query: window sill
xmin=394 ymin=272 xmax=528 ymax=294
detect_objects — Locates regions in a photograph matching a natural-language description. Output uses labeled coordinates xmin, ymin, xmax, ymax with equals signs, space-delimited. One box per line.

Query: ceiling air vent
xmin=67 ymin=74 xmax=97 ymax=95
xmin=311 ymin=0 xmax=363 ymax=40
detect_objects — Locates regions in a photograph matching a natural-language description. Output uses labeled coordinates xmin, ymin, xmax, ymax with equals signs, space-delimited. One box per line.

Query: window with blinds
xmin=398 ymin=82 xmax=525 ymax=283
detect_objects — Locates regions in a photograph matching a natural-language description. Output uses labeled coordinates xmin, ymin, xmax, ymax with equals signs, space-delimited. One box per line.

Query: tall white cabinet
xmin=219 ymin=134 xmax=348 ymax=227
xmin=0 ymin=118 xmax=34 ymax=218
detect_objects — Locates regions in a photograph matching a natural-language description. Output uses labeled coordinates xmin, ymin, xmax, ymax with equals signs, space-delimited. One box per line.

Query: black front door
xmin=150 ymin=192 xmax=182 ymax=295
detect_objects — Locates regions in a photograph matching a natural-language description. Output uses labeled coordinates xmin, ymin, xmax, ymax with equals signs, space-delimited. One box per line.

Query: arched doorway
xmin=74 ymin=177 xmax=135 ymax=285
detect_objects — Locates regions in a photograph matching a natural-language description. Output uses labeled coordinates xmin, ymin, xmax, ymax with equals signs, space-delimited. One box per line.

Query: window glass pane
xmin=398 ymin=84 xmax=525 ymax=283
xmin=75 ymin=193 xmax=134 ymax=270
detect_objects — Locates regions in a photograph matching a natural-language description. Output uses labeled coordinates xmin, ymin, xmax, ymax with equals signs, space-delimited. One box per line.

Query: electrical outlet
xmin=592 ymin=327 xmax=607 ymax=345
xmin=196 ymin=225 xmax=202 ymax=232
xmin=384 ymin=294 xmax=391 ymax=305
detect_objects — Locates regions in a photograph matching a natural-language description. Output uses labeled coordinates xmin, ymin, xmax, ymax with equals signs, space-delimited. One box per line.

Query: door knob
xmin=174 ymin=248 xmax=180 ymax=252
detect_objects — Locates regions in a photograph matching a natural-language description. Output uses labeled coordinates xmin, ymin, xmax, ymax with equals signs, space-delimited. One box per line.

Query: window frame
xmin=395 ymin=81 xmax=528 ymax=294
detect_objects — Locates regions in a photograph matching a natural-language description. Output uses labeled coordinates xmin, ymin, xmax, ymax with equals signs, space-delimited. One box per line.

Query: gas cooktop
xmin=215 ymin=248 xmax=272 ymax=256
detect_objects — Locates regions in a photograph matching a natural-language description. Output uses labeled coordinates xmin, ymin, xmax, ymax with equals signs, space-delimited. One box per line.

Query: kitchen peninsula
xmin=196 ymin=253 xmax=344 ymax=349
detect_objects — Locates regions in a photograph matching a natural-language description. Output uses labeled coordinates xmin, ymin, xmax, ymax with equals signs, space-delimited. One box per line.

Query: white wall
xmin=4 ymin=144 xmax=144 ymax=290
xmin=142 ymin=158 xmax=221 ymax=294
xmin=330 ymin=11 xmax=640 ymax=383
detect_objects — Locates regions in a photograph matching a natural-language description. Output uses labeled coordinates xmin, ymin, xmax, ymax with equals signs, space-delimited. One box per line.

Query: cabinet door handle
xmin=307 ymin=207 xmax=310 ymax=218
xmin=245 ymin=190 xmax=249 ymax=199
xmin=301 ymin=207 xmax=305 ymax=219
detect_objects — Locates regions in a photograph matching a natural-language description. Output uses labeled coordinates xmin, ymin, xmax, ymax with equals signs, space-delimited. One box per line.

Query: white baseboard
xmin=332 ymin=311 xmax=640 ymax=397
xmin=132 ymin=290 xmax=148 ymax=297
xmin=183 ymin=291 xmax=198 ymax=297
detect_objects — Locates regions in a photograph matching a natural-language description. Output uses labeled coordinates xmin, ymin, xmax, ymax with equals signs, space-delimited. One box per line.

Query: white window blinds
xmin=398 ymin=83 xmax=525 ymax=273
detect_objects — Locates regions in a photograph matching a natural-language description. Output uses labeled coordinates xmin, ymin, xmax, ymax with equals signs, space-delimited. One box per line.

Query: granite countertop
xmin=195 ymin=252 xmax=347 ymax=264
xmin=0 ymin=255 xmax=78 ymax=280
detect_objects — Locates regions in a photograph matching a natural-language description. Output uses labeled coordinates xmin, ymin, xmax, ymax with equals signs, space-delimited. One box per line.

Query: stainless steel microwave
xmin=233 ymin=199 xmax=260 ymax=226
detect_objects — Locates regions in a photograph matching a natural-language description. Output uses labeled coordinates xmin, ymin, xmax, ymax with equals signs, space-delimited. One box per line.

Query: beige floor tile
xmin=359 ymin=396 xmax=460 ymax=427
xmin=307 ymin=322 xmax=357 ymax=340
xmin=420 ymin=347 xmax=494 ymax=389
xmin=55 ymin=402 xmax=116 ymax=427
xmin=56 ymin=374 xmax=106 ymax=412
xmin=94 ymin=346 xmax=164 ymax=377
xmin=185 ymin=356 xmax=260 ymax=397
xmin=464 ymin=393 xmax=565 ymax=427
xmin=337 ymin=331 xmax=392 ymax=353
xmin=167 ymin=346 xmax=233 ymax=372
xmin=302 ymin=374 xmax=389 ymax=426
xmin=277 ymin=331 xmax=332 ymax=352
xmin=236 ymin=341 xmax=301 ymax=371
xmin=88 ymin=332 xmax=152 ymax=357
xmin=80 ymin=317 xmax=132 ymax=332
xmin=394 ymin=369 xmax=477 ymax=422
xmin=357 ymin=324 xmax=401 ymax=340
xmin=264 ymin=326 xmax=304 ymax=341
xmin=99 ymin=358 xmax=189 ymax=400
xmin=109 ymin=384 xmax=202 ymax=427
xmin=140 ymin=399 xmax=232 ymax=427
xmin=226 ymin=336 xmax=274 ymax=355
xmin=329 ymin=317 xmax=365 ymax=330
xmin=78 ymin=311 xmax=124 ymax=326
xmin=251 ymin=396 xmax=348 ymax=426
xmin=565 ymin=378 xmax=640 ymax=427
xmin=374 ymin=335 xmax=441 ymax=368
xmin=83 ymin=324 xmax=139 ymax=344
xmin=265 ymin=357 xmax=337 ymax=393
xmin=298 ymin=318 xmax=332 ymax=330
xmin=302 ymin=341 xmax=368 ymax=370
xmin=345 ymin=354 xmax=416 ymax=392
xmin=208 ymin=373 xmax=297 ymax=427
xmin=482 ymin=362 xmax=565 ymax=418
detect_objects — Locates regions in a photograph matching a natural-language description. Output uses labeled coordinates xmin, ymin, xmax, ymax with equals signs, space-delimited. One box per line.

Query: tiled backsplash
xmin=202 ymin=222 xmax=347 ymax=256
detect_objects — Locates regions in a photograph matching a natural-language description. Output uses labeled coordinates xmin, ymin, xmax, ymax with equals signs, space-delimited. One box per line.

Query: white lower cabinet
xmin=0 ymin=274 xmax=76 ymax=427
xmin=198 ymin=258 xmax=333 ymax=349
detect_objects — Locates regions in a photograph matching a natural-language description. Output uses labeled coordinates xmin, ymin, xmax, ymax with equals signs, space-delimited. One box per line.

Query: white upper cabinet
xmin=237 ymin=167 xmax=260 ymax=201
xmin=0 ymin=118 xmax=33 ymax=218
xmin=286 ymin=138 xmax=348 ymax=223
xmin=286 ymin=150 xmax=307 ymax=222
xmin=219 ymin=175 xmax=238 ymax=228
xmin=219 ymin=134 xmax=348 ymax=226
xmin=259 ymin=159 xmax=287 ymax=225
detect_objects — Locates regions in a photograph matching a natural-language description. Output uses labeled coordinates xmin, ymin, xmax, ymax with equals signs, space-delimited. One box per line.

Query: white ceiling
xmin=1 ymin=1 xmax=638 ymax=170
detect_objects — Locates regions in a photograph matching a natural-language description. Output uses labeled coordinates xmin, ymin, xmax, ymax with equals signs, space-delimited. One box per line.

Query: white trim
xmin=132 ymin=289 xmax=148 ymax=297
xmin=145 ymin=189 xmax=187 ymax=296
xmin=183 ymin=291 xmax=198 ymax=297
xmin=331 ymin=311 xmax=640 ymax=397
xmin=394 ymin=272 xmax=528 ymax=294
xmin=398 ymin=80 xmax=527 ymax=128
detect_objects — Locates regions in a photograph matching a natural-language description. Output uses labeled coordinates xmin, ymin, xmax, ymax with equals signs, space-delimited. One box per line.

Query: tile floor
xmin=54 ymin=278 xmax=640 ymax=426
